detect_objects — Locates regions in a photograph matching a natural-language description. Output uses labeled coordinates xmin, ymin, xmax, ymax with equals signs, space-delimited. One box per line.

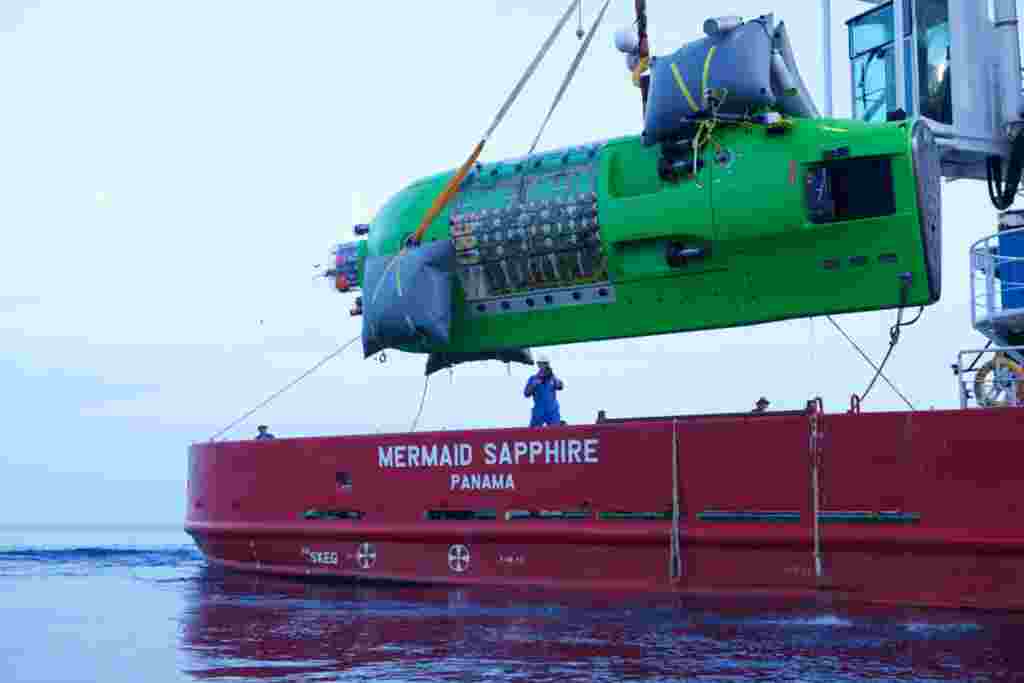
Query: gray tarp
xmin=361 ymin=240 xmax=455 ymax=358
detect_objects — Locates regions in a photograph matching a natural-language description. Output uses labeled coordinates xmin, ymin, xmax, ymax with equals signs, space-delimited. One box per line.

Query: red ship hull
xmin=185 ymin=406 xmax=1024 ymax=610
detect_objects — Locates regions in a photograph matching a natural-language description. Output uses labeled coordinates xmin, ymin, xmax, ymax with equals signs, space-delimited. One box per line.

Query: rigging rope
xmin=824 ymin=276 xmax=923 ymax=410
xmin=410 ymin=375 xmax=431 ymax=432
xmin=825 ymin=313 xmax=917 ymax=411
xmin=527 ymin=0 xmax=612 ymax=156
xmin=208 ymin=334 xmax=361 ymax=442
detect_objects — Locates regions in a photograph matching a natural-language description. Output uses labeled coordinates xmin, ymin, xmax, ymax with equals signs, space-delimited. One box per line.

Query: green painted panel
xmin=598 ymin=511 xmax=673 ymax=521
xmin=697 ymin=510 xmax=802 ymax=523
xmin=819 ymin=511 xmax=921 ymax=524
xmin=696 ymin=510 xmax=921 ymax=524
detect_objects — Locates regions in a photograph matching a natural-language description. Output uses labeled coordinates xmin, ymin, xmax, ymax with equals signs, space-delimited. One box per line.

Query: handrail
xmin=969 ymin=225 xmax=1024 ymax=335
xmin=955 ymin=345 xmax=1024 ymax=408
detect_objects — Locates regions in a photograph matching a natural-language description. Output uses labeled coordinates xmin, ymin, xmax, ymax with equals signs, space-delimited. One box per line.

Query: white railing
xmin=970 ymin=226 xmax=1024 ymax=336
xmin=955 ymin=346 xmax=1024 ymax=409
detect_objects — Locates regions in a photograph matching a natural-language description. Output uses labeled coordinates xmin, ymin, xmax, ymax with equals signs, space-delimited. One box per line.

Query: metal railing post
xmin=808 ymin=398 xmax=824 ymax=581
xmin=986 ymin=247 xmax=997 ymax=320
xmin=670 ymin=419 xmax=682 ymax=582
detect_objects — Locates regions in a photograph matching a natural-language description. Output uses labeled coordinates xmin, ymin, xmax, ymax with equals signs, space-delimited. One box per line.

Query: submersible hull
xmin=343 ymin=117 xmax=942 ymax=358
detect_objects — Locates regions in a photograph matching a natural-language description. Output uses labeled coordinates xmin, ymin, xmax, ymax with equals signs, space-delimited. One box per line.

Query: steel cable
xmin=208 ymin=334 xmax=361 ymax=442
xmin=825 ymin=316 xmax=915 ymax=410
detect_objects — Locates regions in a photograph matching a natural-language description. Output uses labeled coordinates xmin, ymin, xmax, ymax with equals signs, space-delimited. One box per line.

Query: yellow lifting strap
xmin=701 ymin=45 xmax=717 ymax=107
xmin=669 ymin=63 xmax=699 ymax=113
xmin=410 ymin=140 xmax=485 ymax=245
xmin=409 ymin=0 xmax=580 ymax=246
xmin=670 ymin=45 xmax=719 ymax=114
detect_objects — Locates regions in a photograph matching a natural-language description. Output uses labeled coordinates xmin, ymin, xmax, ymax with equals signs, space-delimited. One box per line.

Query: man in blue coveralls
xmin=524 ymin=354 xmax=565 ymax=427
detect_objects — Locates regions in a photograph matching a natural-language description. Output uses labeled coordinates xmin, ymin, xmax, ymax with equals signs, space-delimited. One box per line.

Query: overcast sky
xmin=0 ymin=0 xmax=1009 ymax=525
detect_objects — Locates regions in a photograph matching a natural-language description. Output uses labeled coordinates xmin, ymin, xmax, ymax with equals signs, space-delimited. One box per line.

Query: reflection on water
xmin=180 ymin=568 xmax=1024 ymax=682
xmin=3 ymin=537 xmax=1024 ymax=682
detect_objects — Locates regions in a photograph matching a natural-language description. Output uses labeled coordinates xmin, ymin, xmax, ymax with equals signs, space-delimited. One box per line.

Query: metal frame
xmin=893 ymin=0 xmax=907 ymax=114
xmin=465 ymin=281 xmax=615 ymax=318
xmin=955 ymin=345 xmax=1024 ymax=408
xmin=842 ymin=1 xmax=913 ymax=123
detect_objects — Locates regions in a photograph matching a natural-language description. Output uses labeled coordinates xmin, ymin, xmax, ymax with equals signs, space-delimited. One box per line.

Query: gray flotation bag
xmin=361 ymin=240 xmax=455 ymax=357
xmin=643 ymin=16 xmax=817 ymax=145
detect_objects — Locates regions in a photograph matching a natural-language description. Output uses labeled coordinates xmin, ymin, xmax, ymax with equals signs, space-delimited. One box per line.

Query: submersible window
xmin=806 ymin=157 xmax=896 ymax=224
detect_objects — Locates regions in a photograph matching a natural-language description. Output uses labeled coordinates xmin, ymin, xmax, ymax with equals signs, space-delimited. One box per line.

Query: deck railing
xmin=970 ymin=226 xmax=1024 ymax=342
xmin=955 ymin=346 xmax=1024 ymax=409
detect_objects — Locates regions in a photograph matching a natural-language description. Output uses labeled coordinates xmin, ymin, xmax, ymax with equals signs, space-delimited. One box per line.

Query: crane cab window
xmin=847 ymin=2 xmax=913 ymax=123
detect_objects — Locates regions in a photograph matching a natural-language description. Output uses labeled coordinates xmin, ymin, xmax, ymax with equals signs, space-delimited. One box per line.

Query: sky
xmin=0 ymin=0 xmax=1011 ymax=525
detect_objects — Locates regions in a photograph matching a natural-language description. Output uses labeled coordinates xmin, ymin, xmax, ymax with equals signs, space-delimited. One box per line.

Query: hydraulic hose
xmin=987 ymin=128 xmax=1024 ymax=210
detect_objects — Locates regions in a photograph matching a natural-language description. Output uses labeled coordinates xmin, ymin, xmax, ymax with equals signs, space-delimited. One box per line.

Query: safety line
xmin=208 ymin=334 xmax=361 ymax=442
xmin=825 ymin=316 xmax=915 ymax=410
xmin=410 ymin=375 xmax=431 ymax=433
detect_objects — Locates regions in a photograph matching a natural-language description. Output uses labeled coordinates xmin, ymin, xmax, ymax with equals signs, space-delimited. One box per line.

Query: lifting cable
xmin=634 ymin=0 xmax=650 ymax=114
xmin=208 ymin=334 xmax=361 ymax=442
xmin=825 ymin=278 xmax=922 ymax=410
xmin=409 ymin=0 xmax=581 ymax=246
xmin=527 ymin=0 xmax=612 ymax=156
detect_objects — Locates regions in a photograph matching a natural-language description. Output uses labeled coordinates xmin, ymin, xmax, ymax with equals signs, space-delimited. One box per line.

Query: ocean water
xmin=2 ymin=527 xmax=1024 ymax=682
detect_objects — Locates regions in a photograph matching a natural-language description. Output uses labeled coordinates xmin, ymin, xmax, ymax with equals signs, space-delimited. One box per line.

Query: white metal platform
xmin=971 ymin=225 xmax=1024 ymax=348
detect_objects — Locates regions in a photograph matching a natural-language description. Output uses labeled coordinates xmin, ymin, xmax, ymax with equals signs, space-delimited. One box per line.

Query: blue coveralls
xmin=525 ymin=374 xmax=562 ymax=427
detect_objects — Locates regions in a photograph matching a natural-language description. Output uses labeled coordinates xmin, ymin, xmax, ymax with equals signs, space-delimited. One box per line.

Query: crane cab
xmin=844 ymin=0 xmax=1020 ymax=180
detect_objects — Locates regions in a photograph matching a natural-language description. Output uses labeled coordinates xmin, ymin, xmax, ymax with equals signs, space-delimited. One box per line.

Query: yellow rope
xmin=700 ymin=46 xmax=717 ymax=108
xmin=669 ymin=62 xmax=699 ymax=113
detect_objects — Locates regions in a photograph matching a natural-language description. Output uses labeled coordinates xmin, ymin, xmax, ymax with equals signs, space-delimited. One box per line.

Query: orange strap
xmin=411 ymin=140 xmax=485 ymax=245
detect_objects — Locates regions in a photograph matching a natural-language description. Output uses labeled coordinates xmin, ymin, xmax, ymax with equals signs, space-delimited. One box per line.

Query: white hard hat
xmin=535 ymin=353 xmax=551 ymax=365
xmin=614 ymin=26 xmax=639 ymax=54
